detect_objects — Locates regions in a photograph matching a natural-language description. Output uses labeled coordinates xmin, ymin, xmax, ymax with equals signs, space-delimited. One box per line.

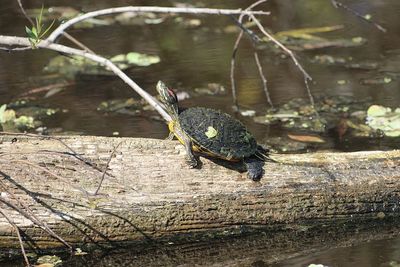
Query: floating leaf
xmin=0 ymin=104 xmax=6 ymax=123
xmin=240 ymin=110 xmax=256 ymax=117
xmin=2 ymin=109 xmax=17 ymax=123
xmin=36 ymin=255 xmax=62 ymax=267
xmin=288 ymin=134 xmax=325 ymax=143
xmin=275 ymin=25 xmax=344 ymax=40
xmin=367 ymin=105 xmax=390 ymax=117
xmin=352 ymin=36 xmax=364 ymax=43
xmin=14 ymin=116 xmax=35 ymax=129
xmin=384 ymin=77 xmax=392 ymax=84
xmin=360 ymin=75 xmax=395 ymax=85
xmin=74 ymin=248 xmax=88 ymax=256
xmin=125 ymin=52 xmax=160 ymax=66
xmin=205 ymin=126 xmax=218 ymax=138
xmin=45 ymin=51 xmax=160 ymax=78
xmin=366 ymin=105 xmax=400 ymax=137
xmin=44 ymin=87 xmax=64 ymax=98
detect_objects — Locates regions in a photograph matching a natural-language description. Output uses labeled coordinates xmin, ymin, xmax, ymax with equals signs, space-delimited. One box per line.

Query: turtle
xmin=156 ymin=80 xmax=270 ymax=181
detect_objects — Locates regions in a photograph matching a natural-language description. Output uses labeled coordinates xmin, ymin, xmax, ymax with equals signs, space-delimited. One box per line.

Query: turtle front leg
xmin=181 ymin=134 xmax=198 ymax=168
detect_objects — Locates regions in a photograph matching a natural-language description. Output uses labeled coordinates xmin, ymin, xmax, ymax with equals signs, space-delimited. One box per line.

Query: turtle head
xmin=156 ymin=81 xmax=179 ymax=117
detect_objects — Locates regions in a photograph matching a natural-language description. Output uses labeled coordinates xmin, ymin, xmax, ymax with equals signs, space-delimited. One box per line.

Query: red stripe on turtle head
xmin=167 ymin=87 xmax=178 ymax=103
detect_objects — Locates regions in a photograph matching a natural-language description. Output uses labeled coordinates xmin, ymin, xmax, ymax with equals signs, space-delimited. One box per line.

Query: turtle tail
xmin=254 ymin=145 xmax=277 ymax=163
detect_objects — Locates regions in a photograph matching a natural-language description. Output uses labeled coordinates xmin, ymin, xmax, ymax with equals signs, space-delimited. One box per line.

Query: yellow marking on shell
xmin=205 ymin=126 xmax=218 ymax=138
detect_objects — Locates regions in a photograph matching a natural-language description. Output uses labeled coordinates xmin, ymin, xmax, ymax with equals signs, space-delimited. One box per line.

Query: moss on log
xmin=0 ymin=135 xmax=399 ymax=253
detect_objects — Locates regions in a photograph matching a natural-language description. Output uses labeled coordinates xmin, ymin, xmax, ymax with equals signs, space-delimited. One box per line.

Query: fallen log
xmin=0 ymin=134 xmax=399 ymax=255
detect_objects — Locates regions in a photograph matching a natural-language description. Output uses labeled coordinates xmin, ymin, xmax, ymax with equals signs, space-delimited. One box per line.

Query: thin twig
xmin=94 ymin=141 xmax=123 ymax=195
xmin=249 ymin=14 xmax=317 ymax=109
xmin=47 ymin=6 xmax=270 ymax=42
xmin=254 ymin=51 xmax=273 ymax=109
xmin=331 ymin=0 xmax=387 ymax=33
xmin=0 ymin=209 xmax=31 ymax=267
xmin=17 ymin=81 xmax=75 ymax=98
xmin=16 ymin=0 xmax=34 ymax=26
xmin=0 ymin=178 xmax=73 ymax=250
xmin=0 ymin=132 xmax=116 ymax=181
xmin=230 ymin=0 xmax=268 ymax=110
xmin=9 ymin=159 xmax=89 ymax=195
xmin=62 ymin=32 xmax=96 ymax=54
xmin=230 ymin=30 xmax=244 ymax=110
xmin=229 ymin=14 xmax=262 ymax=43
xmin=250 ymin=14 xmax=311 ymax=81
xmin=0 ymin=132 xmax=91 ymax=166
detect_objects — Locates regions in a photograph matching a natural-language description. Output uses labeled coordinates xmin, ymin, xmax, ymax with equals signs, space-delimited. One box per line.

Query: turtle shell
xmin=178 ymin=107 xmax=257 ymax=160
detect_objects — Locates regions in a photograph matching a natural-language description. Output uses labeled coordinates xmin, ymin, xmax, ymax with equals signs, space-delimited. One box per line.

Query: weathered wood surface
xmin=0 ymin=135 xmax=399 ymax=252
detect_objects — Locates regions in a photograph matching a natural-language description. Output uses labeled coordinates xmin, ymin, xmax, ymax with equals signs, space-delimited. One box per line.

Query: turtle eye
xmin=167 ymin=88 xmax=178 ymax=102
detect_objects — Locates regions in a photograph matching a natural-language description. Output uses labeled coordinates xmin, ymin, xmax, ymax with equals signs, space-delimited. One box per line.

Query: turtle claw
xmin=186 ymin=157 xmax=198 ymax=168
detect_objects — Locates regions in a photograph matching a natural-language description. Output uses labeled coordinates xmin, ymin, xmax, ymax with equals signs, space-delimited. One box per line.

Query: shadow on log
xmin=0 ymin=135 xmax=399 ymax=261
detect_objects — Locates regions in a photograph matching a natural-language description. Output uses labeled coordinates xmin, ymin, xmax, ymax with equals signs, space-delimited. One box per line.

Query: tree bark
xmin=0 ymin=135 xmax=399 ymax=253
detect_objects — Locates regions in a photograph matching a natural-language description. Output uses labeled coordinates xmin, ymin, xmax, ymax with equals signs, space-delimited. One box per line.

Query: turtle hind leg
xmin=244 ymin=157 xmax=265 ymax=181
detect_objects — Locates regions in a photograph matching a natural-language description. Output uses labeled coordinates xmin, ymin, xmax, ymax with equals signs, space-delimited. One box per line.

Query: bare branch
xmin=230 ymin=0 xmax=268 ymax=110
xmin=0 ymin=209 xmax=30 ymax=266
xmin=0 ymin=178 xmax=72 ymax=250
xmin=47 ymin=6 xmax=270 ymax=42
xmin=331 ymin=0 xmax=387 ymax=33
xmin=16 ymin=0 xmax=34 ymax=26
xmin=62 ymin=32 xmax=96 ymax=54
xmin=250 ymin=14 xmax=311 ymax=81
xmin=10 ymin=159 xmax=89 ymax=195
xmin=230 ymin=30 xmax=244 ymax=110
xmin=94 ymin=141 xmax=123 ymax=195
xmin=254 ymin=51 xmax=273 ymax=109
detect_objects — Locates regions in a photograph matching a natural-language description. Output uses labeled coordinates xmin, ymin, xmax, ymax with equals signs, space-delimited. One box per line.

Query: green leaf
xmin=205 ymin=126 xmax=218 ymax=138
xmin=25 ymin=26 xmax=36 ymax=39
xmin=37 ymin=5 xmax=44 ymax=32
xmin=31 ymin=26 xmax=38 ymax=38
xmin=40 ymin=19 xmax=55 ymax=39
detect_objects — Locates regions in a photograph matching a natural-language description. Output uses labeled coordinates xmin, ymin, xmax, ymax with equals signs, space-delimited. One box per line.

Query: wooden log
xmin=0 ymin=135 xmax=399 ymax=253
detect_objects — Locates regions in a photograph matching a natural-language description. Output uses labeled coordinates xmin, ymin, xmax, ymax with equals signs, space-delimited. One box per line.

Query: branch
xmin=249 ymin=14 xmax=317 ymax=111
xmin=47 ymin=6 xmax=270 ymax=42
xmin=254 ymin=51 xmax=274 ymax=109
xmin=0 ymin=35 xmax=172 ymax=122
xmin=250 ymin=14 xmax=311 ymax=81
xmin=331 ymin=0 xmax=387 ymax=33
xmin=230 ymin=0 xmax=268 ymax=110
xmin=0 ymin=209 xmax=30 ymax=266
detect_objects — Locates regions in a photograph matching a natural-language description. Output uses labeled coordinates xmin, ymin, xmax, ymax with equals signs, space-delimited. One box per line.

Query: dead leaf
xmin=287 ymin=134 xmax=325 ymax=143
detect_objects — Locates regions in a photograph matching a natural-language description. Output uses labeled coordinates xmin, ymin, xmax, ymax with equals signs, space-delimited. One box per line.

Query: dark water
xmin=1 ymin=0 xmax=400 ymax=266
xmin=273 ymin=237 xmax=400 ymax=267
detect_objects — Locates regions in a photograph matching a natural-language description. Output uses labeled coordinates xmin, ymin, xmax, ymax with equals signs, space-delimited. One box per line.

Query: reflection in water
xmin=274 ymin=238 xmax=400 ymax=267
